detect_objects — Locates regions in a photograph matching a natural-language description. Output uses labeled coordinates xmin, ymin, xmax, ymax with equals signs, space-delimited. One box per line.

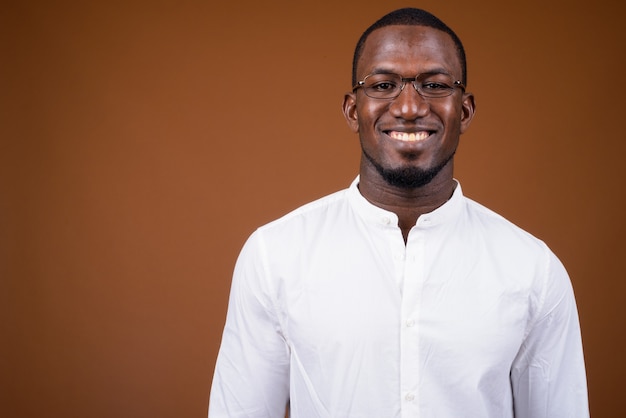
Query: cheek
xmin=439 ymin=103 xmax=463 ymax=129
xmin=440 ymin=101 xmax=459 ymax=116
xmin=357 ymin=102 xmax=387 ymax=129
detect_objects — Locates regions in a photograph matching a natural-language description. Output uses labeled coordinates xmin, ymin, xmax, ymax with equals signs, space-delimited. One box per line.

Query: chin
xmin=364 ymin=148 xmax=456 ymax=189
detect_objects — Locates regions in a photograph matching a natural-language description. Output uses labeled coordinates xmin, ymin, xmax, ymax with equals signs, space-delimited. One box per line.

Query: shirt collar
xmin=347 ymin=176 xmax=465 ymax=228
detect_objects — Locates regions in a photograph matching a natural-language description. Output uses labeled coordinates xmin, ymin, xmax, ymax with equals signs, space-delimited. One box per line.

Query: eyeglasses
xmin=353 ymin=72 xmax=465 ymax=99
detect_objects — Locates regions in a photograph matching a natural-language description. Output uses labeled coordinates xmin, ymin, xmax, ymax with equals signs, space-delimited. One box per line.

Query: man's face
xmin=343 ymin=25 xmax=475 ymax=189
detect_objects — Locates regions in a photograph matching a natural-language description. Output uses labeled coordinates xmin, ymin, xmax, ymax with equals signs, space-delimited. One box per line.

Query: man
xmin=209 ymin=8 xmax=589 ymax=417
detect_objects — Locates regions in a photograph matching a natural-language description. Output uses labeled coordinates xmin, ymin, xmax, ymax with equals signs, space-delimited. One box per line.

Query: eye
xmin=421 ymin=82 xmax=451 ymax=91
xmin=370 ymin=80 xmax=398 ymax=91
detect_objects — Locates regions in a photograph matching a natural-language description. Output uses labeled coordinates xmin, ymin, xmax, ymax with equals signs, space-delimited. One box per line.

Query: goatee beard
xmin=362 ymin=149 xmax=456 ymax=189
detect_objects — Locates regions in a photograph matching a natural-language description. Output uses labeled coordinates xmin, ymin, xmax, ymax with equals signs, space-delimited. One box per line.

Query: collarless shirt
xmin=209 ymin=178 xmax=589 ymax=417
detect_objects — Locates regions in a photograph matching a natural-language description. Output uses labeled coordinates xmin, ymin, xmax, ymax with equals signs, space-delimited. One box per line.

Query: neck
xmin=358 ymin=162 xmax=456 ymax=242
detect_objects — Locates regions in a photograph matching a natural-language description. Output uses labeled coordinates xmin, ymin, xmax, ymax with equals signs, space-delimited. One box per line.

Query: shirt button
xmin=405 ymin=319 xmax=415 ymax=327
xmin=405 ymin=393 xmax=415 ymax=401
xmin=382 ymin=216 xmax=391 ymax=225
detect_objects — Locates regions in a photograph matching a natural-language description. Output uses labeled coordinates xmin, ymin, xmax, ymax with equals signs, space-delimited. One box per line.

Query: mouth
xmin=385 ymin=130 xmax=432 ymax=142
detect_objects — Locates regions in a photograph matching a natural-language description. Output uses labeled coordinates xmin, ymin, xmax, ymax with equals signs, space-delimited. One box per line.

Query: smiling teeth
xmin=389 ymin=131 xmax=429 ymax=142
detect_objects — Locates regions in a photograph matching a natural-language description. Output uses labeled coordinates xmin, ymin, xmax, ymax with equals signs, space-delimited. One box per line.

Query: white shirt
xmin=209 ymin=178 xmax=588 ymax=417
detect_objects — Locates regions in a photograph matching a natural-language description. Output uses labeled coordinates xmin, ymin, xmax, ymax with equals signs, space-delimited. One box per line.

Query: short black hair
xmin=352 ymin=8 xmax=467 ymax=87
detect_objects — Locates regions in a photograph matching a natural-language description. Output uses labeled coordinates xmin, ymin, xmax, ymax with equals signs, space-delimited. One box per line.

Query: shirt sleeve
xmin=510 ymin=248 xmax=589 ymax=417
xmin=209 ymin=231 xmax=290 ymax=418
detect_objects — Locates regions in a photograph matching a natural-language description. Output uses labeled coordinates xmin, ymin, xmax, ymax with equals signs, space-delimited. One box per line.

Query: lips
xmin=386 ymin=130 xmax=431 ymax=142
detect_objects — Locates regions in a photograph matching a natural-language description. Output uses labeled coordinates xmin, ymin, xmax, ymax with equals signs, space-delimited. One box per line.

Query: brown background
xmin=1 ymin=0 xmax=624 ymax=417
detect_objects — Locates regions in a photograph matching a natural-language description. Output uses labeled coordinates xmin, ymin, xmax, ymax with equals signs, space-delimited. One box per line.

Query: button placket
xmin=400 ymin=233 xmax=425 ymax=418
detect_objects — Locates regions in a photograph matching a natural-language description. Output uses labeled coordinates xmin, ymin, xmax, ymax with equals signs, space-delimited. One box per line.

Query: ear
xmin=459 ymin=92 xmax=476 ymax=134
xmin=342 ymin=92 xmax=359 ymax=133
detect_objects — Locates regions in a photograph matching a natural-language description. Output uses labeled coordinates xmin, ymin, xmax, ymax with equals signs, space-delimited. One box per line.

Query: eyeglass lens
xmin=361 ymin=73 xmax=460 ymax=99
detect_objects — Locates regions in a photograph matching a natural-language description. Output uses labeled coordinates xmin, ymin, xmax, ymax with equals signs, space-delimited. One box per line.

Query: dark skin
xmin=342 ymin=25 xmax=476 ymax=242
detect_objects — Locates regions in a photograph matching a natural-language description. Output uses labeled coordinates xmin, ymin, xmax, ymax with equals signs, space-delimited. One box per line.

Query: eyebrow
xmin=365 ymin=67 xmax=455 ymax=78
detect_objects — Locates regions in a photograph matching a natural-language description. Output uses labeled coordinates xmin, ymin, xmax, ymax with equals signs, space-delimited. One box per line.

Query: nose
xmin=388 ymin=82 xmax=430 ymax=120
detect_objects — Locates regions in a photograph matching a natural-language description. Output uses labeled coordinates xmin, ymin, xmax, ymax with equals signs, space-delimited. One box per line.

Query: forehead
xmin=357 ymin=25 xmax=461 ymax=78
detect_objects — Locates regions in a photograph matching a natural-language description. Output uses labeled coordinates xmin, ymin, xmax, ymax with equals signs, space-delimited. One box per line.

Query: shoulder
xmin=462 ymin=196 xmax=548 ymax=251
xmin=457 ymin=194 xmax=567 ymax=290
xmin=257 ymin=188 xmax=350 ymax=235
xmin=234 ymin=187 xmax=353 ymax=282
xmin=238 ymin=188 xmax=350 ymax=254
xmin=460 ymin=194 xmax=570 ymax=292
